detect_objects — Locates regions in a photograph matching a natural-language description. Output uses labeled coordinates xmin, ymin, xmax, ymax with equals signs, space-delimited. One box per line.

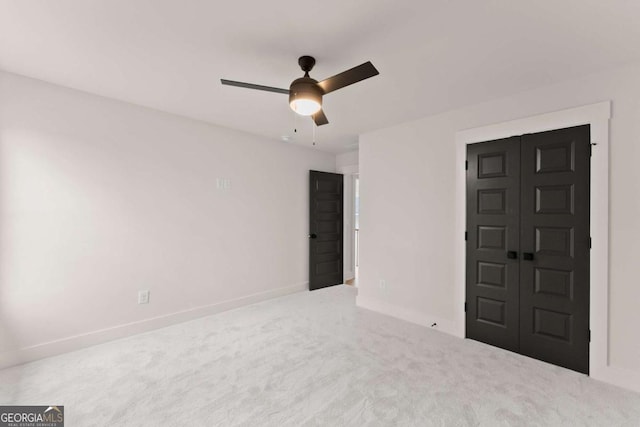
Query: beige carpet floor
xmin=1 ymin=285 xmax=639 ymax=426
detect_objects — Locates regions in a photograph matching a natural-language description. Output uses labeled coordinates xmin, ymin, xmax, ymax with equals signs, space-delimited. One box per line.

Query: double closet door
xmin=466 ymin=125 xmax=590 ymax=374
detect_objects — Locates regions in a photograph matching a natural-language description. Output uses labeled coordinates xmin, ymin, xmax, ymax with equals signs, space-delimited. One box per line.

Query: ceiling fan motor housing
xmin=289 ymin=76 xmax=323 ymax=115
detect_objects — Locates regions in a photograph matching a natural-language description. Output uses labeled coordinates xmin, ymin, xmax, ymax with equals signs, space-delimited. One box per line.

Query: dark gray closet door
xmin=466 ymin=137 xmax=521 ymax=352
xmin=519 ymin=125 xmax=590 ymax=374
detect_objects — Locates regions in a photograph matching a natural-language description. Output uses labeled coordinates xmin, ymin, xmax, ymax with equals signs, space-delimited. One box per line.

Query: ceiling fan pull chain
xmin=312 ymin=120 xmax=316 ymax=146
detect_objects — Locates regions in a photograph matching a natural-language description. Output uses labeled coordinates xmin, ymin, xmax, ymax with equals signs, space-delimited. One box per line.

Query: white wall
xmin=336 ymin=150 xmax=359 ymax=280
xmin=0 ymin=71 xmax=335 ymax=367
xmin=336 ymin=150 xmax=359 ymax=170
xmin=358 ymin=62 xmax=640 ymax=391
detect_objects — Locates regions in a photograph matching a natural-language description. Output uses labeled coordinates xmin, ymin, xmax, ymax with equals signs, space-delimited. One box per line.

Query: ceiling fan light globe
xmin=290 ymin=99 xmax=321 ymax=116
xmin=289 ymin=76 xmax=323 ymax=117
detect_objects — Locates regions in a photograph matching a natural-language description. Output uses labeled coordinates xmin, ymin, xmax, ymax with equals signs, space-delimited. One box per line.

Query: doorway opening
xmin=345 ymin=174 xmax=359 ymax=287
xmin=353 ymin=175 xmax=360 ymax=286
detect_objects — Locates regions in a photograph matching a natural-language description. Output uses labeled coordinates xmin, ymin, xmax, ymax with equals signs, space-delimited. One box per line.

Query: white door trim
xmin=338 ymin=164 xmax=359 ymax=281
xmin=454 ymin=101 xmax=611 ymax=382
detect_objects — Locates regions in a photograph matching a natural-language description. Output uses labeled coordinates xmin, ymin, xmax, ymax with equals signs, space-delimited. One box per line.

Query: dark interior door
xmin=309 ymin=170 xmax=343 ymax=291
xmin=466 ymin=137 xmax=521 ymax=353
xmin=466 ymin=125 xmax=590 ymax=374
xmin=519 ymin=125 xmax=590 ymax=374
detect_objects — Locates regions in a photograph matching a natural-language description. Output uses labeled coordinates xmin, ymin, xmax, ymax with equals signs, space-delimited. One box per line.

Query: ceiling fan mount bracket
xmin=298 ymin=56 xmax=316 ymax=74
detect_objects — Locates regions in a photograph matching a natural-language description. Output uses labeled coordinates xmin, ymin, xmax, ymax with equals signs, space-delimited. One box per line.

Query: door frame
xmin=338 ymin=164 xmax=359 ymax=282
xmin=454 ymin=101 xmax=610 ymax=380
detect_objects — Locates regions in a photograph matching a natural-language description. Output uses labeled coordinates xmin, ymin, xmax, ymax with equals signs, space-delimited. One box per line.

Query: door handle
xmin=523 ymin=252 xmax=534 ymax=260
xmin=309 ymin=233 xmax=317 ymax=239
xmin=507 ymin=251 xmax=518 ymax=259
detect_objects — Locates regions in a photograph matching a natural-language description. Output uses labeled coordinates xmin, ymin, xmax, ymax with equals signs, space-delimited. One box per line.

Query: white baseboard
xmin=0 ymin=282 xmax=307 ymax=370
xmin=592 ymin=364 xmax=640 ymax=394
xmin=356 ymin=295 xmax=457 ymax=336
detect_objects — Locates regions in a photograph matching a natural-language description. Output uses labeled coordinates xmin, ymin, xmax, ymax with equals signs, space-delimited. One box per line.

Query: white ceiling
xmin=2 ymin=1 xmax=640 ymax=153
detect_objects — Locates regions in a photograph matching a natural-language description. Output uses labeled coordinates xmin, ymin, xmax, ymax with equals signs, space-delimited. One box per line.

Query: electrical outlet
xmin=138 ymin=290 xmax=150 ymax=304
xmin=379 ymin=279 xmax=387 ymax=291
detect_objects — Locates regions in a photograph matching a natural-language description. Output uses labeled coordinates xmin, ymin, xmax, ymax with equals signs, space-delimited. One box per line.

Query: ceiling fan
xmin=221 ymin=56 xmax=379 ymax=126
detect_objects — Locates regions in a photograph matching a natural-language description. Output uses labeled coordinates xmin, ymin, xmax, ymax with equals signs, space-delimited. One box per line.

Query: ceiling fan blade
xmin=317 ymin=61 xmax=379 ymax=94
xmin=220 ymin=79 xmax=290 ymax=95
xmin=312 ymin=109 xmax=329 ymax=126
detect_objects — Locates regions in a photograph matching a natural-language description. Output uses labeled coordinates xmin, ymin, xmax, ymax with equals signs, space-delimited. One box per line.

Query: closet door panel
xmin=519 ymin=125 xmax=590 ymax=374
xmin=466 ymin=137 xmax=521 ymax=352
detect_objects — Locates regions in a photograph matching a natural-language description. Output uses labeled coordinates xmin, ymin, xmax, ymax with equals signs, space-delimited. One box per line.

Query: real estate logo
xmin=0 ymin=406 xmax=64 ymax=427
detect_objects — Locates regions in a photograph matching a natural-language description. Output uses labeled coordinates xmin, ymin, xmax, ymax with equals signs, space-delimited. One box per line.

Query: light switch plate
xmin=138 ymin=290 xmax=150 ymax=304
